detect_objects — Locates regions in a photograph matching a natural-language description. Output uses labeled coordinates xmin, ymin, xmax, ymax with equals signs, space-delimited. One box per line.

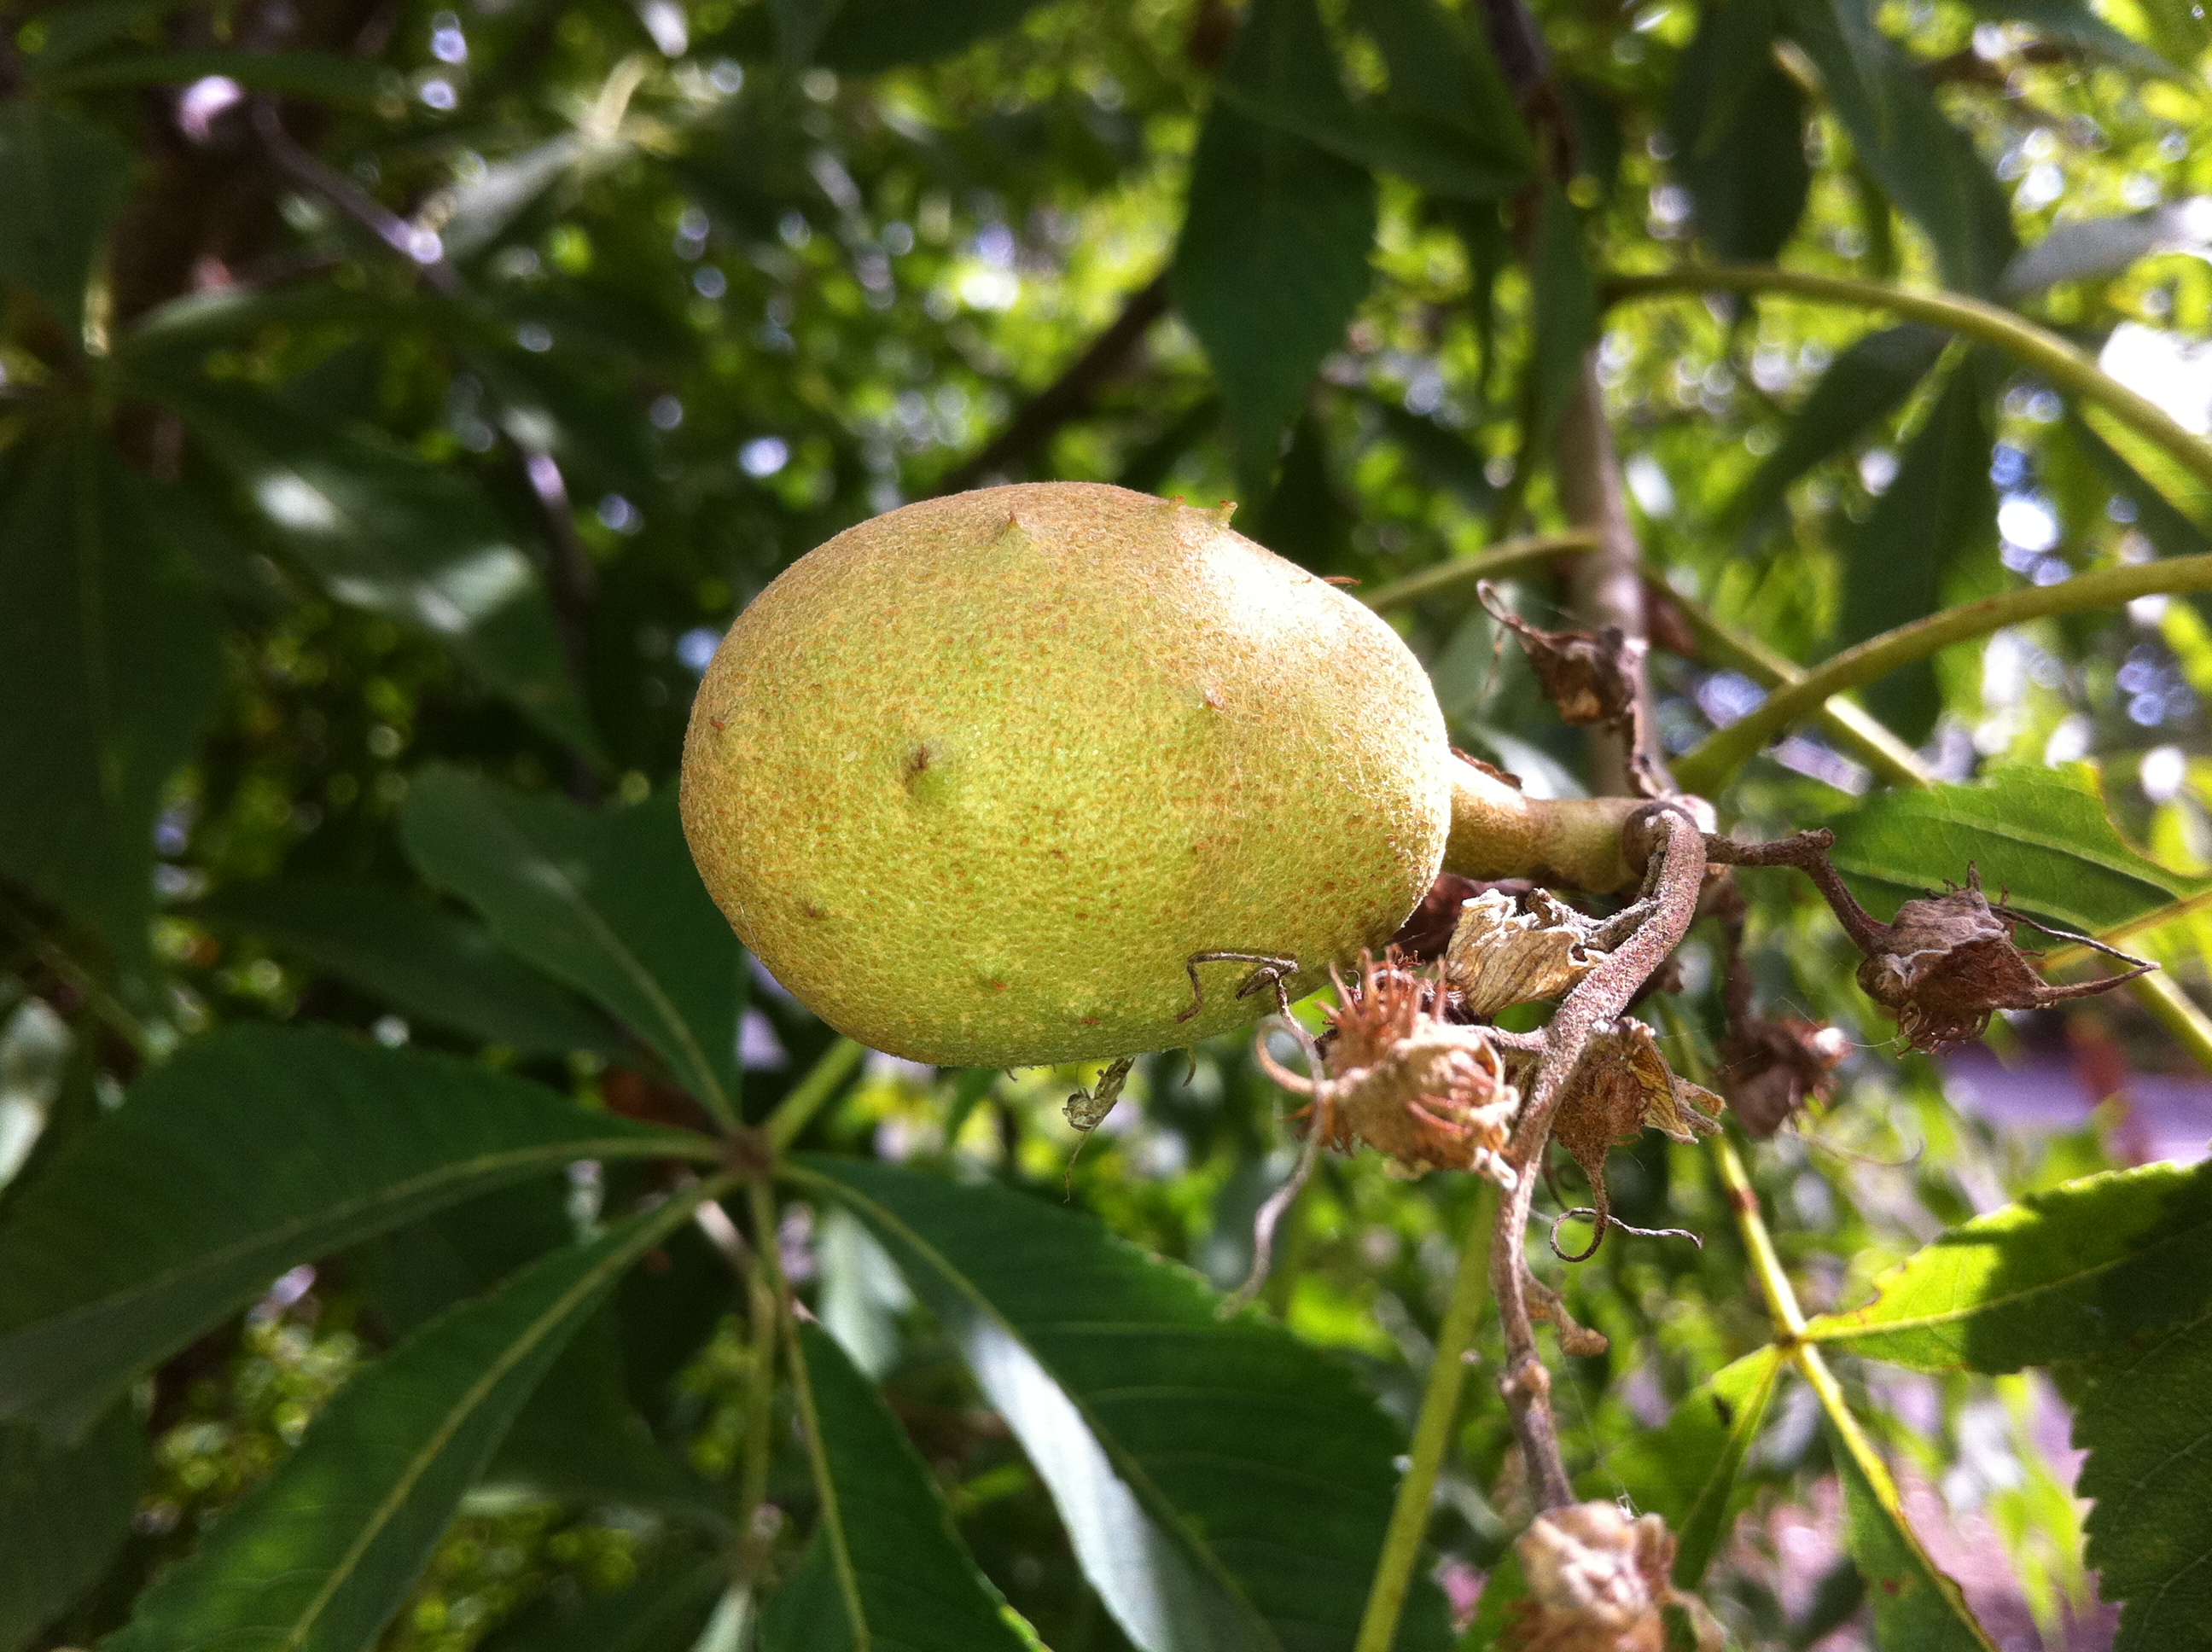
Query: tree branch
xmin=936 ymin=272 xmax=1173 ymax=495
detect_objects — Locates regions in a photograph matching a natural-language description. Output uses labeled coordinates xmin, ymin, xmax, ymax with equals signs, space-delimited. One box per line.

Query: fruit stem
xmin=1442 ymin=754 xmax=1645 ymax=893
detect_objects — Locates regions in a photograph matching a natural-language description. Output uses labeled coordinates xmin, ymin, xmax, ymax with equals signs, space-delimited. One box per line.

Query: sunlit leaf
xmin=0 ymin=100 xmax=134 ymax=338
xmin=1825 ymin=1408 xmax=1998 ymax=1651
xmin=200 ymin=876 xmax=629 ymax=1061
xmin=107 ymin=1193 xmax=707 ymax=1652
xmin=0 ymin=1025 xmax=712 ymax=1435
xmin=762 ymin=1323 xmax=1036 ymax=1651
xmin=1600 ymin=1347 xmax=1785 ymax=1587
xmin=400 ymin=768 xmax=745 ymax=1123
xmin=2078 ymin=1301 xmax=2212 ymax=1651
xmin=139 ymin=375 xmax=602 ymax=758
xmin=789 ymin=1155 xmax=1453 ymax=1652
xmin=0 ymin=1404 xmax=142 ymax=1651
xmin=1823 ymin=762 xmax=2211 ymax=929
xmin=0 ymin=428 xmax=223 ymax=989
xmin=1805 ymin=1161 xmax=2212 ymax=1370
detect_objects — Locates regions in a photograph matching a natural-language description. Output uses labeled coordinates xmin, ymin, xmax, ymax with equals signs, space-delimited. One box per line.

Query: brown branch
xmin=1489 ymin=806 xmax=1708 ymax=1509
xmin=935 ymin=272 xmax=1173 ymax=496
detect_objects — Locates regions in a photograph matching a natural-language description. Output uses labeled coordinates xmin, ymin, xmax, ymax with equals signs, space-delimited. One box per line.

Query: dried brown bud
xmin=1507 ymin=1503 xmax=1720 ymax=1652
xmin=1299 ymin=955 xmax=1520 ymax=1183
xmin=1856 ymin=865 xmax=2152 ymax=1052
xmin=1718 ymin=1017 xmax=1848 ymax=1139
xmin=1550 ymin=1021 xmax=1720 ymax=1259
xmin=1480 ymin=583 xmax=1643 ymax=729
xmin=1447 ymin=889 xmax=1607 ymax=1018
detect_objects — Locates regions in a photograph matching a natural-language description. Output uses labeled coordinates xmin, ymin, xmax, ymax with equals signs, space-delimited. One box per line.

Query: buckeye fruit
xmin=681 ymin=482 xmax=1636 ymax=1067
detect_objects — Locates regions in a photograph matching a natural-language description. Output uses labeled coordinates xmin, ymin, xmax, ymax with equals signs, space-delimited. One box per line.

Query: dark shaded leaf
xmin=0 ymin=1403 xmax=142 ymax=1651
xmin=789 ymin=1155 xmax=1452 ymax=1652
xmin=1779 ymin=0 xmax=2017 ymax=294
xmin=1373 ymin=400 xmax=1494 ymax=512
xmin=107 ymin=1193 xmax=707 ymax=1652
xmin=1823 ymin=763 xmax=2209 ymax=931
xmin=1731 ymin=323 xmax=1949 ymax=533
xmin=1837 ymin=358 xmax=1993 ymax=741
xmin=1826 ymin=1411 xmax=1999 ymax=1650
xmin=2064 ymin=410 xmax=2212 ymax=557
xmin=0 ymin=100 xmax=135 ymax=338
xmin=1805 ymin=1161 xmax=2212 ymax=1370
xmin=400 ymin=769 xmax=745 ymax=1123
xmin=200 ymin=876 xmax=628 ymax=1061
xmin=1668 ymin=0 xmax=1812 ymax=264
xmin=763 ymin=1323 xmax=1033 ymax=1651
xmin=477 ymin=1557 xmax=726 ymax=1652
xmin=0 ymin=1025 xmax=712 ymax=1434
xmin=0 ymin=428 xmax=223 ymax=987
xmin=812 ymin=0 xmax=1048 ymax=73
xmin=1173 ymin=57 xmax=1376 ymax=497
xmin=1251 ymin=412 xmax=1354 ymax=569
xmin=1220 ymin=0 xmax=1532 ymax=200
xmin=1974 ymin=0 xmax=2182 ymax=76
xmin=1600 ymin=1348 xmax=1784 ymax=1588
xmin=140 ymin=375 xmax=602 ymax=757
xmin=614 ymin=1219 xmax=733 ymax=1428
xmin=1528 ymin=184 xmax=1596 ymax=447
xmin=40 ymin=49 xmax=393 ymax=103
xmin=2078 ymin=1301 xmax=2212 ymax=1652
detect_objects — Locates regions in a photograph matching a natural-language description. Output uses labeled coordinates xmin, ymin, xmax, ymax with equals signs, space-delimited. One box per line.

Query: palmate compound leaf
xmin=2077 ymin=1300 xmax=2212 ymax=1651
xmin=759 ymin=1323 xmax=1039 ymax=1652
xmin=399 ymin=768 xmax=747 ymax=1124
xmin=0 ymin=98 xmax=135 ymax=340
xmin=1598 ymin=1347 xmax=1786 ymax=1588
xmin=786 ymin=1155 xmax=1453 ymax=1652
xmin=200 ymin=875 xmax=631 ymax=1062
xmin=476 ymin=1556 xmax=726 ymax=1652
xmin=106 ymin=1189 xmax=714 ymax=1652
xmin=1825 ymin=1407 xmax=1999 ymax=1652
xmin=1803 ymin=1160 xmax=2212 ymax=1370
xmin=0 ymin=1024 xmax=716 ymax=1437
xmin=1822 ymin=762 xmax=2212 ymax=933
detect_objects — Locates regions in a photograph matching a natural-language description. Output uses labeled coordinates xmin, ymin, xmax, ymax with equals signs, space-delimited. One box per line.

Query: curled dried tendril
xmin=1506 ymin=1502 xmax=1722 ymax=1652
xmin=1446 ymin=888 xmax=1609 ymax=1018
xmin=1260 ymin=952 xmax=1521 ymax=1186
xmin=1548 ymin=1019 xmax=1720 ymax=1262
xmin=1856 ymin=865 xmax=2155 ymax=1051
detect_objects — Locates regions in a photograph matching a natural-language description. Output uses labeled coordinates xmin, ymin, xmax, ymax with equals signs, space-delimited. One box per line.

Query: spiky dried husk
xmin=1505 ymin=1503 xmax=1720 ymax=1652
xmin=1719 ymin=1016 xmax=1847 ymax=1138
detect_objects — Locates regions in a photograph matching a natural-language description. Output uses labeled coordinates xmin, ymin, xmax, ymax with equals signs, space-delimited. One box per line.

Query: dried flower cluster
xmin=1507 ymin=1503 xmax=1721 ymax=1652
xmin=1718 ymin=1014 xmax=1848 ymax=1138
xmin=1294 ymin=954 xmax=1520 ymax=1184
xmin=1480 ymin=583 xmax=1643 ymax=730
xmin=1447 ymin=888 xmax=1607 ymax=1016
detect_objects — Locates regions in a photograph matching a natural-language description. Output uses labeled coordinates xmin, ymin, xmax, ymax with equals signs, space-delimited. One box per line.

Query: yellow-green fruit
xmin=680 ymin=480 xmax=1453 ymax=1067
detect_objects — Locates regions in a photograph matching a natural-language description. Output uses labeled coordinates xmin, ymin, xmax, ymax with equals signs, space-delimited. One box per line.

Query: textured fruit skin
xmin=680 ymin=481 xmax=1452 ymax=1067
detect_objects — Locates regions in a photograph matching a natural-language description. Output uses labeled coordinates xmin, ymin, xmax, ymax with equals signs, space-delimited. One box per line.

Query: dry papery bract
xmin=1507 ymin=1502 xmax=1723 ymax=1652
xmin=1279 ymin=954 xmax=1521 ymax=1184
xmin=1717 ymin=1013 xmax=1848 ymax=1139
xmin=1478 ymin=581 xmax=1643 ymax=730
xmin=1548 ymin=1019 xmax=1721 ymax=1258
xmin=1446 ymin=887 xmax=1607 ymax=1016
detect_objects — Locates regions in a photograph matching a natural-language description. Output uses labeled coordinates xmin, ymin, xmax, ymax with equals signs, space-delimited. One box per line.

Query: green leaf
xmin=1837 ymin=358 xmax=1994 ymax=742
xmin=1826 ymin=1410 xmax=1998 ymax=1651
xmin=1822 ymin=762 xmax=2211 ymax=931
xmin=1528 ymin=183 xmax=1597 ymax=447
xmin=766 ymin=1323 xmax=1034 ymax=1652
xmin=0 ymin=1403 xmax=143 ymax=1650
xmin=0 ymin=426 xmax=223 ymax=988
xmin=2078 ymin=1301 xmax=2212 ymax=1651
xmin=1217 ymin=0 xmax=1531 ymax=201
xmin=789 ymin=1155 xmax=1452 ymax=1652
xmin=0 ymin=100 xmax=134 ymax=339
xmin=40 ymin=49 xmax=394 ymax=104
xmin=138 ymin=375 xmax=602 ymax=757
xmin=1668 ymin=0 xmax=1811 ymax=264
xmin=1804 ymin=1161 xmax=2212 ymax=1370
xmin=811 ymin=0 xmax=1048 ymax=72
xmin=1779 ymin=0 xmax=2017 ymax=294
xmin=2064 ymin=411 xmax=2211 ymax=558
xmin=477 ymin=1556 xmax=726 ymax=1652
xmin=0 ymin=1024 xmax=711 ymax=1434
xmin=1973 ymin=0 xmax=2183 ymax=76
xmin=107 ymin=1192 xmax=706 ymax=1652
xmin=1731 ymin=323 xmax=1949 ymax=534
xmin=200 ymin=876 xmax=629 ymax=1061
xmin=1173 ymin=55 xmax=1377 ymax=498
xmin=399 ymin=769 xmax=745 ymax=1124
xmin=1371 ymin=400 xmax=1494 ymax=514
xmin=1600 ymin=1347 xmax=1785 ymax=1587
